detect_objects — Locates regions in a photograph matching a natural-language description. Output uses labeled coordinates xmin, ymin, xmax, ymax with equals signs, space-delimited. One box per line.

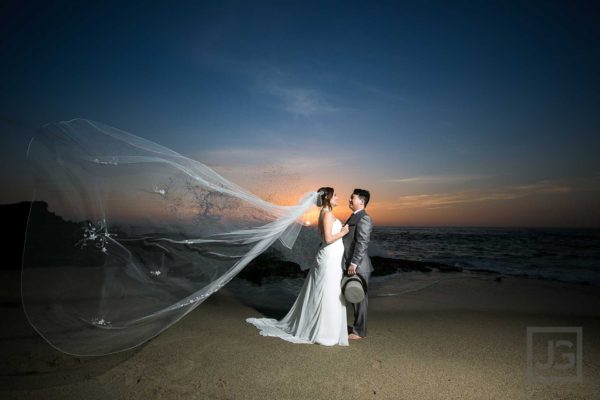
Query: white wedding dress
xmin=246 ymin=217 xmax=349 ymax=346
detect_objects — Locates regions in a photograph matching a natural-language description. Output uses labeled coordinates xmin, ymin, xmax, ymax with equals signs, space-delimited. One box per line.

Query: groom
xmin=342 ymin=188 xmax=373 ymax=340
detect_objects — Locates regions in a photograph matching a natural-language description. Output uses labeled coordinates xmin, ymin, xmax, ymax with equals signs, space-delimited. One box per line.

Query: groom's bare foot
xmin=348 ymin=333 xmax=364 ymax=340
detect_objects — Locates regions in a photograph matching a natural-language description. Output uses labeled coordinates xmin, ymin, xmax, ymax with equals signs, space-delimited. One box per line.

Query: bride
xmin=246 ymin=187 xmax=350 ymax=346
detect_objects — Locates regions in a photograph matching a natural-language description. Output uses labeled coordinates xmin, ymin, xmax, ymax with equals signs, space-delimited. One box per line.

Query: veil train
xmin=22 ymin=118 xmax=318 ymax=356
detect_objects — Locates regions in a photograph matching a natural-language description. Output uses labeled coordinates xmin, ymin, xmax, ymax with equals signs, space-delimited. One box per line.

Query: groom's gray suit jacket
xmin=342 ymin=209 xmax=373 ymax=278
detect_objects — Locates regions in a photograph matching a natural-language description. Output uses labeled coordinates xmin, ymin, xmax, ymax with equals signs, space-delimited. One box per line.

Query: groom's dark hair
xmin=353 ymin=188 xmax=370 ymax=207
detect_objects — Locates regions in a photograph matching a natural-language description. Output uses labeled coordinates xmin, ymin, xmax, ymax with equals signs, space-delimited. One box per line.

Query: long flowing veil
xmin=22 ymin=118 xmax=319 ymax=356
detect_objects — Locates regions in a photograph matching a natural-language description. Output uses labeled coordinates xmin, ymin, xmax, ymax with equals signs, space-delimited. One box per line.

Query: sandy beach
xmin=1 ymin=270 xmax=599 ymax=399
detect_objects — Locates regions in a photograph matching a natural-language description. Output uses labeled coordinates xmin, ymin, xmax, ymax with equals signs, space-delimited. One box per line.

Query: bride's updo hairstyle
xmin=316 ymin=187 xmax=334 ymax=209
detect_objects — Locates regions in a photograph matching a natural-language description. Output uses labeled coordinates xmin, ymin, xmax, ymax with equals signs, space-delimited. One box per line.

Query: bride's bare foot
xmin=348 ymin=333 xmax=364 ymax=340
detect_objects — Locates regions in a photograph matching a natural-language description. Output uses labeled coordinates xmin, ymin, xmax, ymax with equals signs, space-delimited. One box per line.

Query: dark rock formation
xmin=370 ymin=256 xmax=462 ymax=275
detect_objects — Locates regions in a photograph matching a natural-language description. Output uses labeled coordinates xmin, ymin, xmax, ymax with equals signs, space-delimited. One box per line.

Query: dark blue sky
xmin=1 ymin=0 xmax=599 ymax=226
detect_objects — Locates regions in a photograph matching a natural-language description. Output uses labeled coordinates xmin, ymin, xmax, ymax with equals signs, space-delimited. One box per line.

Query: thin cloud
xmin=194 ymin=50 xmax=340 ymax=118
xmin=379 ymin=181 xmax=572 ymax=210
xmin=318 ymin=73 xmax=414 ymax=105
xmin=262 ymin=82 xmax=338 ymax=117
xmin=187 ymin=146 xmax=353 ymax=203
xmin=346 ymin=79 xmax=413 ymax=104
xmin=384 ymin=175 xmax=489 ymax=184
xmin=190 ymin=147 xmax=344 ymax=172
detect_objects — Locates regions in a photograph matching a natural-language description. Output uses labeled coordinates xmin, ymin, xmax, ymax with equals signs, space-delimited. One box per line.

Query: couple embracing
xmin=247 ymin=188 xmax=373 ymax=346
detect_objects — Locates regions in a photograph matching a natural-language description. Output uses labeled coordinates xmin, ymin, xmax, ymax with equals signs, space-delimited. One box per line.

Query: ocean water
xmin=230 ymin=226 xmax=600 ymax=311
xmin=371 ymin=226 xmax=600 ymax=285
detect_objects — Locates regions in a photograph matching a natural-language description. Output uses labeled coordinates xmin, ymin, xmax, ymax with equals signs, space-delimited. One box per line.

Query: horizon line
xmin=2 ymin=201 xmax=598 ymax=230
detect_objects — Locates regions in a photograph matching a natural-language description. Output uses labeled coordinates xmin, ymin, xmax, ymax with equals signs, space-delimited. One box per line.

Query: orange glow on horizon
xmin=43 ymin=178 xmax=597 ymax=229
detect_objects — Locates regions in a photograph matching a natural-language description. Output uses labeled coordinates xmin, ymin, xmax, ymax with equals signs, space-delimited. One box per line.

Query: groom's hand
xmin=348 ymin=264 xmax=357 ymax=275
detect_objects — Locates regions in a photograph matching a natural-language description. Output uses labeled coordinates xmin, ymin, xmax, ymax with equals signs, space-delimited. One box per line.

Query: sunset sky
xmin=1 ymin=1 xmax=599 ymax=227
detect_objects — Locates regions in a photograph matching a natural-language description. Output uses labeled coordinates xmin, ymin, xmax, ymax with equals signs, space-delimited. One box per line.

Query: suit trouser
xmin=351 ymin=268 xmax=371 ymax=337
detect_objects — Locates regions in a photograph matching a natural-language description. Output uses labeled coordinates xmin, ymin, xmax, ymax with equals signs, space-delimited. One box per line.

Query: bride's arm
xmin=322 ymin=211 xmax=349 ymax=244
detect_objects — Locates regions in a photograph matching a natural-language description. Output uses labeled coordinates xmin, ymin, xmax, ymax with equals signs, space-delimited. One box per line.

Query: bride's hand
xmin=341 ymin=224 xmax=350 ymax=236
